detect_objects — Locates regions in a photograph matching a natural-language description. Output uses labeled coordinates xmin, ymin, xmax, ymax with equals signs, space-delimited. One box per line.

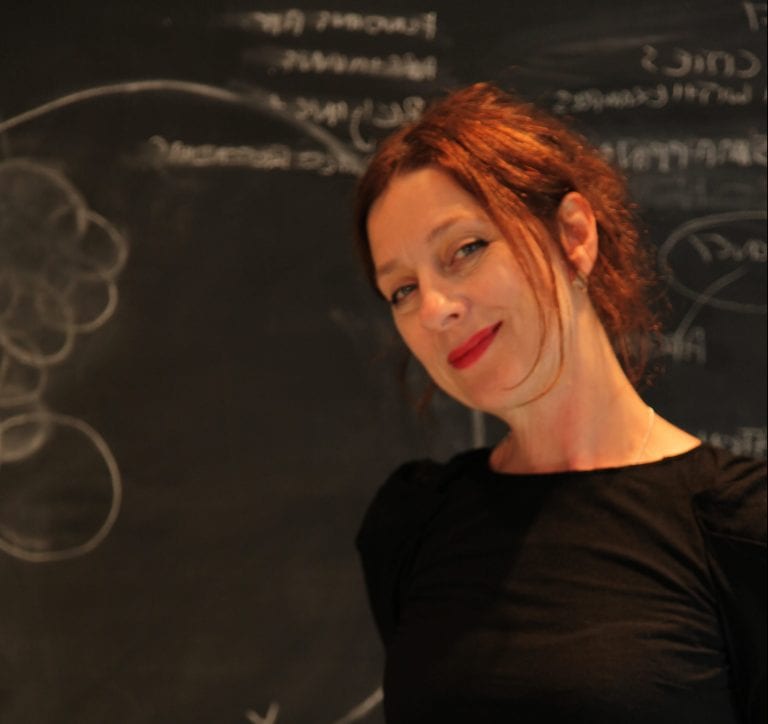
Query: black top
xmin=356 ymin=444 xmax=766 ymax=724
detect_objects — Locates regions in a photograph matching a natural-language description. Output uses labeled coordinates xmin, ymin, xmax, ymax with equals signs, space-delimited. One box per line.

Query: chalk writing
xmin=658 ymin=210 xmax=767 ymax=314
xmin=218 ymin=10 xmax=437 ymax=40
xmin=0 ymin=81 xmax=364 ymax=176
xmin=697 ymin=426 xmax=767 ymax=458
xmin=598 ymin=135 xmax=767 ymax=173
xmin=686 ymin=232 xmax=766 ymax=264
xmin=266 ymin=93 xmax=425 ymax=151
xmin=641 ymin=45 xmax=762 ymax=79
xmin=743 ymin=1 xmax=768 ymax=30
xmin=552 ymin=80 xmax=755 ymax=114
xmin=218 ymin=10 xmax=307 ymax=37
xmin=655 ymin=326 xmax=708 ymax=365
xmin=249 ymin=46 xmax=438 ymax=82
xmin=144 ymin=136 xmax=360 ymax=176
xmin=313 ymin=10 xmax=436 ymax=39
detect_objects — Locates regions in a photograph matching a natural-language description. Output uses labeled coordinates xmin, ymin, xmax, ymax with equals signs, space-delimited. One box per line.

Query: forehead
xmin=367 ymin=166 xmax=492 ymax=262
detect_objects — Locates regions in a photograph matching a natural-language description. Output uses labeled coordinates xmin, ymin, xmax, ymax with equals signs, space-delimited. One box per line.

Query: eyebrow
xmin=374 ymin=213 xmax=475 ymax=281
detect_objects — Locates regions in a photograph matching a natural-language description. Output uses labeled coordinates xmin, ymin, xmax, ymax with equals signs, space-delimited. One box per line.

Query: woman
xmin=354 ymin=84 xmax=766 ymax=723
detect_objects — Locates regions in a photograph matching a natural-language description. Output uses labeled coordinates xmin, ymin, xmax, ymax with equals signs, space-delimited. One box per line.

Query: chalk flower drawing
xmin=0 ymin=158 xmax=125 ymax=562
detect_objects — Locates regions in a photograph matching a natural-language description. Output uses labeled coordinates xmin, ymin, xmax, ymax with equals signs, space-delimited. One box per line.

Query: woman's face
xmin=368 ymin=166 xmax=562 ymax=414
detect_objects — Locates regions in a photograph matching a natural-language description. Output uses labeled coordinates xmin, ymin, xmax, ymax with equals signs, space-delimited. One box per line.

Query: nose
xmin=418 ymin=282 xmax=464 ymax=331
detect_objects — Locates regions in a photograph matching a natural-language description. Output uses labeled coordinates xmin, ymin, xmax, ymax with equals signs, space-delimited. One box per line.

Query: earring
xmin=572 ymin=271 xmax=588 ymax=291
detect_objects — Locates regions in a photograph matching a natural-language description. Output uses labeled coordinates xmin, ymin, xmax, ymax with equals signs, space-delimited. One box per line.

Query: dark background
xmin=0 ymin=1 xmax=765 ymax=722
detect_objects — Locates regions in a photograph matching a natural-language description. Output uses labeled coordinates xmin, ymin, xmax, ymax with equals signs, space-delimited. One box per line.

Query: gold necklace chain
xmin=632 ymin=406 xmax=655 ymax=465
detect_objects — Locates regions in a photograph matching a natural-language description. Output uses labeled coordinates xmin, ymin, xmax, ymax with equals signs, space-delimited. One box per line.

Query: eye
xmin=389 ymin=283 xmax=417 ymax=306
xmin=453 ymin=238 xmax=489 ymax=262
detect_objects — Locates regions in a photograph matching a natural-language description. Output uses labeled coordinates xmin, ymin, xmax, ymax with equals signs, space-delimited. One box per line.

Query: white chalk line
xmin=0 ymin=80 xmax=364 ymax=175
xmin=658 ymin=209 xmax=767 ymax=314
xmin=0 ymin=412 xmax=123 ymax=563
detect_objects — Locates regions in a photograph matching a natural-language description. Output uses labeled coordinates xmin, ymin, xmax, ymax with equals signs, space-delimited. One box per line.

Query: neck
xmin=489 ymin=322 xmax=653 ymax=474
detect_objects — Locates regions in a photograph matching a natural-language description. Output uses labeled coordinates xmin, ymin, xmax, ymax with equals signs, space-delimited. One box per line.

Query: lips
xmin=447 ymin=322 xmax=501 ymax=369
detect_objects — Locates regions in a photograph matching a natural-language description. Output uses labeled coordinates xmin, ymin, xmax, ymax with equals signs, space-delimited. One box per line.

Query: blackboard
xmin=0 ymin=1 xmax=765 ymax=722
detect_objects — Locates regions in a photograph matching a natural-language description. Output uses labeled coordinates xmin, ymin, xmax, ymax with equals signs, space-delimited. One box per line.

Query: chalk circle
xmin=71 ymin=211 xmax=129 ymax=281
xmin=0 ymin=412 xmax=122 ymax=563
xmin=0 ymin=269 xmax=22 ymax=320
xmin=0 ymin=403 xmax=50 ymax=462
xmin=42 ymin=265 xmax=119 ymax=334
xmin=658 ymin=210 xmax=767 ymax=314
xmin=0 ymin=273 xmax=76 ymax=367
xmin=0 ymin=158 xmax=89 ymax=268
xmin=0 ymin=349 xmax=47 ymax=408
xmin=43 ymin=210 xmax=129 ymax=288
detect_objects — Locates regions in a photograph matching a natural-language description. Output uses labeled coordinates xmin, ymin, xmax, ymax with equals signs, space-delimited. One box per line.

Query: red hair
xmin=355 ymin=82 xmax=659 ymax=385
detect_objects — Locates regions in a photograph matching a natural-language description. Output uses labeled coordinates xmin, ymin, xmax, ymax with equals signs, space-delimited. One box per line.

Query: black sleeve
xmin=355 ymin=459 xmax=445 ymax=647
xmin=692 ymin=451 xmax=767 ymax=724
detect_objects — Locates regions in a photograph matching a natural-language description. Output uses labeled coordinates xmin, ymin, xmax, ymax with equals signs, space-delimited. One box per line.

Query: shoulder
xmin=356 ymin=448 xmax=485 ymax=550
xmin=689 ymin=446 xmax=766 ymax=723
xmin=354 ymin=449 xmax=486 ymax=645
xmin=690 ymin=444 xmax=767 ymax=546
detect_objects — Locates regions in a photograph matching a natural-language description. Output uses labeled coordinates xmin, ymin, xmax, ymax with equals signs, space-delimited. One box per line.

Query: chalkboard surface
xmin=0 ymin=1 xmax=765 ymax=722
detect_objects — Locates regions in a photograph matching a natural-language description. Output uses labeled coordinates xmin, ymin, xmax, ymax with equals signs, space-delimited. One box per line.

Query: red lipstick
xmin=447 ymin=323 xmax=501 ymax=369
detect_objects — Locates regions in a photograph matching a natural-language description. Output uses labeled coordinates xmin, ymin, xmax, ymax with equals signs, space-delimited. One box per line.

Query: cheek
xmin=395 ymin=320 xmax=449 ymax=383
xmin=395 ymin=319 xmax=428 ymax=362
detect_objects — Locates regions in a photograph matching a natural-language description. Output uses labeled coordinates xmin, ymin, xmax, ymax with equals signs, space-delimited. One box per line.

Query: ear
xmin=556 ymin=192 xmax=598 ymax=279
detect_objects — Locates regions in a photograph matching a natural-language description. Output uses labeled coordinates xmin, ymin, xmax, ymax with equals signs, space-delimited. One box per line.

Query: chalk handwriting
xmin=217 ymin=10 xmax=437 ymax=40
xmin=144 ymin=136 xmax=360 ymax=176
xmin=658 ymin=210 xmax=767 ymax=314
xmin=599 ymin=135 xmax=767 ymax=173
xmin=248 ymin=46 xmax=438 ymax=82
xmin=313 ymin=10 xmax=437 ymax=39
xmin=553 ymin=80 xmax=755 ymax=114
xmin=218 ymin=10 xmax=306 ymax=36
xmin=686 ymin=232 xmax=766 ymax=264
xmin=697 ymin=426 xmax=767 ymax=458
xmin=641 ymin=45 xmax=762 ymax=79
xmin=624 ymin=173 xmax=765 ymax=211
xmin=0 ymin=81 xmax=364 ymax=176
xmin=743 ymin=2 xmax=768 ymax=31
xmin=655 ymin=326 xmax=708 ymax=365
xmin=266 ymin=93 xmax=425 ymax=151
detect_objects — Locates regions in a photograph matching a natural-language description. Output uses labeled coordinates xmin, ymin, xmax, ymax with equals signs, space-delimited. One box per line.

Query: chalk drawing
xmin=0 ymin=412 xmax=122 ymax=563
xmin=0 ymin=158 xmax=127 ymax=562
xmin=245 ymin=702 xmax=280 ymax=724
xmin=658 ymin=210 xmax=767 ymax=314
xmin=0 ymin=80 xmax=364 ymax=176
xmin=244 ymin=686 xmax=383 ymax=724
xmin=330 ymin=687 xmax=383 ymax=724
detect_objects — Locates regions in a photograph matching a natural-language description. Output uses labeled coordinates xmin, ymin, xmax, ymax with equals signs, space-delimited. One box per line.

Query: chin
xmin=451 ymin=368 xmax=546 ymax=416
xmin=449 ymin=382 xmax=509 ymax=416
